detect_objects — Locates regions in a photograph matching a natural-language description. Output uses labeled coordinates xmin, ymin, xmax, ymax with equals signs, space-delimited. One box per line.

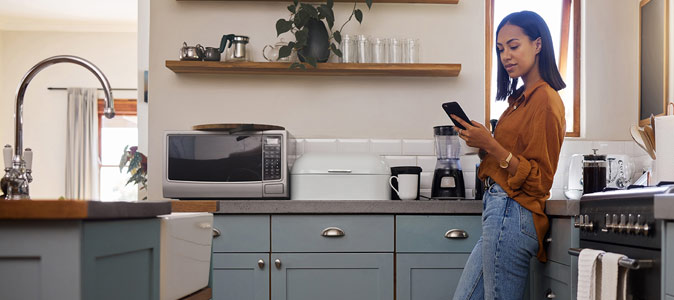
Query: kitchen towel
xmin=577 ymin=249 xmax=604 ymax=300
xmin=600 ymin=252 xmax=628 ymax=300
xmin=654 ymin=102 xmax=674 ymax=184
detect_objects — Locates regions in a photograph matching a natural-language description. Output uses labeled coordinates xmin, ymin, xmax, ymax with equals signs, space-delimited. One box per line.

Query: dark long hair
xmin=495 ymin=11 xmax=565 ymax=101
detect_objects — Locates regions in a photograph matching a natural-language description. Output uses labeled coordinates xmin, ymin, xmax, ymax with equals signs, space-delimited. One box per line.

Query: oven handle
xmin=568 ymin=247 xmax=654 ymax=270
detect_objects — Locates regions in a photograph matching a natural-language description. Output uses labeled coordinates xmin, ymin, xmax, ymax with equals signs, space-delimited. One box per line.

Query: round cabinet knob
xmin=275 ymin=259 xmax=282 ymax=269
xmin=258 ymin=259 xmax=265 ymax=269
xmin=321 ymin=227 xmax=345 ymax=237
xmin=546 ymin=289 xmax=556 ymax=299
xmin=445 ymin=229 xmax=468 ymax=239
xmin=212 ymin=228 xmax=221 ymax=238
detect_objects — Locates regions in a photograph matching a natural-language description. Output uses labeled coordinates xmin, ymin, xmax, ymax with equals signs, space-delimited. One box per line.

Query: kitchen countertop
xmin=654 ymin=193 xmax=674 ymax=220
xmin=0 ymin=200 xmax=171 ymax=220
xmin=179 ymin=199 xmax=579 ymax=216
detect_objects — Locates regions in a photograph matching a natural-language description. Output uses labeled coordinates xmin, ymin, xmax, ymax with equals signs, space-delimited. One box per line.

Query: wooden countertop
xmin=170 ymin=200 xmax=219 ymax=213
xmin=0 ymin=200 xmax=171 ymax=220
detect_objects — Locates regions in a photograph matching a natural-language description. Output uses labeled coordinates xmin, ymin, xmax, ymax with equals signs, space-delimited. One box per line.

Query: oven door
xmin=577 ymin=241 xmax=661 ymax=300
xmin=163 ymin=132 xmax=264 ymax=199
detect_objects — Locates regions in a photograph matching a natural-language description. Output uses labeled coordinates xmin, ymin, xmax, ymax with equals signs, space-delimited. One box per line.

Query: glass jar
xmin=403 ymin=38 xmax=420 ymax=63
xmin=370 ymin=37 xmax=389 ymax=63
xmin=339 ymin=34 xmax=357 ymax=63
xmin=356 ymin=35 xmax=371 ymax=63
xmin=389 ymin=38 xmax=403 ymax=63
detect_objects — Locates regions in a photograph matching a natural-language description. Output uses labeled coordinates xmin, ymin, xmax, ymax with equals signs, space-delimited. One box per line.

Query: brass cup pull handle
xmin=321 ymin=227 xmax=345 ymax=237
xmin=258 ymin=259 xmax=265 ymax=269
xmin=545 ymin=289 xmax=556 ymax=299
xmin=445 ymin=229 xmax=468 ymax=239
xmin=212 ymin=228 xmax=221 ymax=238
xmin=275 ymin=259 xmax=282 ymax=269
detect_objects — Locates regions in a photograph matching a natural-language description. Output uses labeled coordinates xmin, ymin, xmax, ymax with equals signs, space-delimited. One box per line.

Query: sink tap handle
xmin=24 ymin=148 xmax=32 ymax=171
xmin=3 ymin=145 xmax=12 ymax=170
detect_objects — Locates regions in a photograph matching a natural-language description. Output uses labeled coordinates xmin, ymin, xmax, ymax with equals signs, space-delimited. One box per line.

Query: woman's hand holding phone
xmin=450 ymin=115 xmax=496 ymax=152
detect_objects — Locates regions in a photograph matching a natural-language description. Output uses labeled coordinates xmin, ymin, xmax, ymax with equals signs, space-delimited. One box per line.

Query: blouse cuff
xmin=507 ymin=154 xmax=531 ymax=190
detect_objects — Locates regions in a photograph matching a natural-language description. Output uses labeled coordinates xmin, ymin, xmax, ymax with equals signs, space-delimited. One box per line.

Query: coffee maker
xmin=431 ymin=126 xmax=465 ymax=199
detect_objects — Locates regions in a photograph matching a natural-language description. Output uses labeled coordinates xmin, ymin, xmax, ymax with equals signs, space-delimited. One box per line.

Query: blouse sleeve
xmin=505 ymin=106 xmax=565 ymax=198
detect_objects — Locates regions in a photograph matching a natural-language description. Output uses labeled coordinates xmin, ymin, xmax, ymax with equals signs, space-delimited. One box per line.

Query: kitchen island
xmin=0 ymin=200 xmax=171 ymax=300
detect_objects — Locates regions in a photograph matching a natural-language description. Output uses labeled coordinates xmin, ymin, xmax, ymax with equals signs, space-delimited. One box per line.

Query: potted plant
xmin=119 ymin=145 xmax=148 ymax=200
xmin=275 ymin=0 xmax=373 ymax=69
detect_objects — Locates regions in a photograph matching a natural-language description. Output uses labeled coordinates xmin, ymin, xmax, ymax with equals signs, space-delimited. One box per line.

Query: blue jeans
xmin=452 ymin=184 xmax=539 ymax=300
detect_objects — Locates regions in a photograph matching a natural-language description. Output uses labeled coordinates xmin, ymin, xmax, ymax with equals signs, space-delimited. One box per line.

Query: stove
xmin=571 ymin=185 xmax=674 ymax=299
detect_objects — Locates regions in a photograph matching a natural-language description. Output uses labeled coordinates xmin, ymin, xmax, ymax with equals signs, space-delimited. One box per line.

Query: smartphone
xmin=442 ymin=101 xmax=472 ymax=130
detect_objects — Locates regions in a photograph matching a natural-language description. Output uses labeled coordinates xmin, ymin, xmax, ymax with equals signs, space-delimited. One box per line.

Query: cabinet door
xmin=271 ymin=253 xmax=393 ymax=300
xmin=212 ymin=253 xmax=270 ymax=300
xmin=666 ymin=222 xmax=674 ymax=297
xmin=396 ymin=253 xmax=469 ymax=300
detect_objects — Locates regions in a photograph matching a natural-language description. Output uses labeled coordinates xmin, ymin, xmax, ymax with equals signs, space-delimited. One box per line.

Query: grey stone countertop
xmin=211 ymin=199 xmax=579 ymax=216
xmin=654 ymin=193 xmax=674 ymax=220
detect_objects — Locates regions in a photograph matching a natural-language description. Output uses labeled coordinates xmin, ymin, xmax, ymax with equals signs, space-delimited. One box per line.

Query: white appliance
xmin=564 ymin=154 xmax=635 ymax=199
xmin=290 ymin=153 xmax=391 ymax=200
xmin=159 ymin=212 xmax=213 ymax=300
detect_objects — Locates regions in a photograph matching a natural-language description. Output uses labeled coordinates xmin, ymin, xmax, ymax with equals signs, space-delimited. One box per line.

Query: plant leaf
xmin=276 ymin=19 xmax=293 ymax=36
xmin=294 ymin=10 xmax=309 ymax=28
xmin=279 ymin=45 xmax=293 ymax=59
xmin=287 ymin=4 xmax=297 ymax=13
xmin=306 ymin=56 xmax=317 ymax=68
xmin=300 ymin=3 xmax=318 ymax=19
xmin=318 ymin=5 xmax=334 ymax=29
xmin=293 ymin=0 xmax=298 ymax=5
xmin=330 ymin=43 xmax=342 ymax=58
xmin=295 ymin=28 xmax=309 ymax=48
xmin=119 ymin=145 xmax=129 ymax=171
xmin=365 ymin=0 xmax=373 ymax=9
xmin=327 ymin=0 xmax=334 ymax=8
xmin=355 ymin=9 xmax=363 ymax=24
xmin=333 ymin=30 xmax=341 ymax=44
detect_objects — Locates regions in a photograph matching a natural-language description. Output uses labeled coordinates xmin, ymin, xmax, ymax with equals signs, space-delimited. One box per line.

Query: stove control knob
xmin=619 ymin=214 xmax=627 ymax=233
xmin=605 ymin=214 xmax=614 ymax=231
xmin=574 ymin=215 xmax=582 ymax=228
xmin=584 ymin=214 xmax=593 ymax=231
xmin=628 ymin=214 xmax=637 ymax=234
xmin=633 ymin=214 xmax=644 ymax=234
xmin=612 ymin=214 xmax=619 ymax=232
xmin=642 ymin=222 xmax=651 ymax=236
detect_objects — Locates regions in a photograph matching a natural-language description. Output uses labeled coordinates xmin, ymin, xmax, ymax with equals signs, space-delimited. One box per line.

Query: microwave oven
xmin=163 ymin=130 xmax=294 ymax=199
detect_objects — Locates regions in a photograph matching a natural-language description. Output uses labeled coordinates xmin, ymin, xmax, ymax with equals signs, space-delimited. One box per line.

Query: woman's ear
xmin=534 ymin=37 xmax=542 ymax=54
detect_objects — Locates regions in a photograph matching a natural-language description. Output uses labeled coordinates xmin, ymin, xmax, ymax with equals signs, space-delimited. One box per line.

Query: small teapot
xmin=203 ymin=34 xmax=236 ymax=61
xmin=179 ymin=42 xmax=205 ymax=61
xmin=263 ymin=39 xmax=293 ymax=62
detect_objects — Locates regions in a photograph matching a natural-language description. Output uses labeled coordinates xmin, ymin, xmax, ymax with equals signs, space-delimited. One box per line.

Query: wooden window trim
xmin=97 ymin=99 xmax=138 ymax=161
xmin=485 ymin=0 xmax=581 ymax=137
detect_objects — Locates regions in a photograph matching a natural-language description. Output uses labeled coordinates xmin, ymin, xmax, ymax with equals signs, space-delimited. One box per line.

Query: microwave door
xmin=168 ymin=134 xmax=263 ymax=182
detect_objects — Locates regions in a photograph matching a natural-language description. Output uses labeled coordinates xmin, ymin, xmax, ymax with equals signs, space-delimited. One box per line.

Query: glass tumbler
xmin=370 ymin=37 xmax=389 ymax=63
xmin=404 ymin=38 xmax=420 ymax=63
xmin=356 ymin=35 xmax=371 ymax=63
xmin=340 ymin=34 xmax=357 ymax=63
xmin=389 ymin=38 xmax=403 ymax=63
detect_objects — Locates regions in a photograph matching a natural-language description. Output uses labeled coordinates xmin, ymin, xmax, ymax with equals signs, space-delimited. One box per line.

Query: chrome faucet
xmin=2 ymin=55 xmax=116 ymax=200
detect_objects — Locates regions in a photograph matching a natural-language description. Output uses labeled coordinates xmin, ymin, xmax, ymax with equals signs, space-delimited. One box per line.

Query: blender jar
xmin=432 ymin=126 xmax=465 ymax=199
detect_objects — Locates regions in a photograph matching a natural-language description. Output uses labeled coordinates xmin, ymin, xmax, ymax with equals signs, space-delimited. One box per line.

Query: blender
xmin=431 ymin=126 xmax=465 ymax=199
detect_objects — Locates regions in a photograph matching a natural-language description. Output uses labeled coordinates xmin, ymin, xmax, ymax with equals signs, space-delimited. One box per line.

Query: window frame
xmin=484 ymin=0 xmax=581 ymax=137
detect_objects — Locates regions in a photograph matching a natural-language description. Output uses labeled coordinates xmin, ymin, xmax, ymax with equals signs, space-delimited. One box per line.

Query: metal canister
xmin=228 ymin=35 xmax=250 ymax=61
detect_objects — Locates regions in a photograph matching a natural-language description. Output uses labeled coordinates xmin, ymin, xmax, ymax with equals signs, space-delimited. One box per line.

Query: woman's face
xmin=496 ymin=23 xmax=541 ymax=79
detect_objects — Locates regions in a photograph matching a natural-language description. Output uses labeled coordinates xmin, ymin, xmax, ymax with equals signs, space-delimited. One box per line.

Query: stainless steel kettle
xmin=179 ymin=42 xmax=205 ymax=61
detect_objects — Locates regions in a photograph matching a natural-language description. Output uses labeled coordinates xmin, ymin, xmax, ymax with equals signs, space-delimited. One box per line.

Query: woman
xmin=451 ymin=11 xmax=566 ymax=300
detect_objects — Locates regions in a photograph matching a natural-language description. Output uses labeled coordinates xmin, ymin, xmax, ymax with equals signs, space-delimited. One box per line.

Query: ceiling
xmin=0 ymin=0 xmax=138 ymax=32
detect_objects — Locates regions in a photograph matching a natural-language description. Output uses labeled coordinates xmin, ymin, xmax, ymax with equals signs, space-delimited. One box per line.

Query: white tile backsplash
xmin=416 ymin=156 xmax=437 ymax=173
xmin=337 ymin=139 xmax=370 ymax=153
xmin=370 ymin=139 xmax=402 ymax=155
xmin=402 ymin=139 xmax=435 ymax=156
xmin=463 ymin=171 xmax=476 ymax=188
xmin=460 ymin=155 xmax=480 ymax=172
xmin=384 ymin=156 xmax=417 ymax=168
xmin=560 ymin=140 xmax=593 ymax=157
xmin=304 ymin=139 xmax=338 ymax=153
xmin=420 ymin=172 xmax=433 ymax=189
xmin=592 ymin=141 xmax=625 ymax=155
xmin=294 ymin=139 xmax=305 ymax=157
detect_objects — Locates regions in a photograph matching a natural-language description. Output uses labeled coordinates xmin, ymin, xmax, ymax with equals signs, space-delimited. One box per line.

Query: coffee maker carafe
xmin=431 ymin=126 xmax=465 ymax=199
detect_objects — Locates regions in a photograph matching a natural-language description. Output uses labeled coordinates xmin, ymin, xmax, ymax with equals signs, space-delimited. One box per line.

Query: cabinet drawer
xmin=534 ymin=276 xmax=570 ymax=300
xmin=396 ymin=215 xmax=481 ymax=253
xmin=547 ymin=217 xmax=574 ymax=266
xmin=212 ymin=215 xmax=270 ymax=253
xmin=271 ymin=215 xmax=394 ymax=252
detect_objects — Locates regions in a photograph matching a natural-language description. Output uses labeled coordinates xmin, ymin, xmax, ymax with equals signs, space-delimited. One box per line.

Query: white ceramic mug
xmin=389 ymin=174 xmax=419 ymax=200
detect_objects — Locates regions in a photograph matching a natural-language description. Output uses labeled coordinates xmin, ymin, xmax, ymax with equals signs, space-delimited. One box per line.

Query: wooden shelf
xmin=177 ymin=0 xmax=458 ymax=4
xmin=166 ymin=60 xmax=461 ymax=77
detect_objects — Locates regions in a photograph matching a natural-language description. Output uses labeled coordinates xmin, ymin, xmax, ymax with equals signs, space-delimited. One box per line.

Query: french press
xmin=582 ymin=149 xmax=607 ymax=194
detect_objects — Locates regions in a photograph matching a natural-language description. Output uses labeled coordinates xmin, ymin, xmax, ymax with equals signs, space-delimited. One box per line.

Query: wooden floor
xmin=179 ymin=287 xmax=211 ymax=300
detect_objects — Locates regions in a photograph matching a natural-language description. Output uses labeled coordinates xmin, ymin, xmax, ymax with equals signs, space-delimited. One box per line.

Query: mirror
xmin=639 ymin=0 xmax=669 ymax=126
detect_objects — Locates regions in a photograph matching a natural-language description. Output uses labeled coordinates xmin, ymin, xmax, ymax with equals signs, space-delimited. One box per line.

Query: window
xmin=485 ymin=0 xmax=580 ymax=137
xmin=98 ymin=99 xmax=138 ymax=201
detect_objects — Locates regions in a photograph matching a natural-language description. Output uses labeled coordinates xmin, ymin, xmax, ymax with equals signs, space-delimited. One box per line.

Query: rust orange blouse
xmin=477 ymin=79 xmax=566 ymax=262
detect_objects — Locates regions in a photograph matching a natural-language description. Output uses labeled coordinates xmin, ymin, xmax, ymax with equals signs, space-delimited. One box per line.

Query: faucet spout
xmin=6 ymin=55 xmax=116 ymax=200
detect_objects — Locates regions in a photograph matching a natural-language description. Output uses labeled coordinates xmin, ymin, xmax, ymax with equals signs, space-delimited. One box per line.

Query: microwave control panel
xmin=263 ymin=135 xmax=282 ymax=180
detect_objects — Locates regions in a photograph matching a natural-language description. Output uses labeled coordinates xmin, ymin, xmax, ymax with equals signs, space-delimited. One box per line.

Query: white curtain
xmin=65 ymin=88 xmax=99 ymax=200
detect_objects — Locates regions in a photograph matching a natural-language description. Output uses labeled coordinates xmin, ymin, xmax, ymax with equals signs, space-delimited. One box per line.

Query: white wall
xmin=0 ymin=31 xmax=137 ymax=199
xmin=148 ymin=0 xmax=486 ymax=200
xmin=138 ymin=0 xmax=150 ymax=156
xmin=581 ymin=0 xmax=640 ymax=140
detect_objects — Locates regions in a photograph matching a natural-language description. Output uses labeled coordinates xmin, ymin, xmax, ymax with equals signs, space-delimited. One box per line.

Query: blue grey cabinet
xmin=0 ymin=219 xmax=161 ymax=300
xmin=396 ymin=253 xmax=470 ymax=300
xmin=271 ymin=253 xmax=393 ymax=300
xmin=212 ymin=253 xmax=270 ymax=300
xmin=529 ymin=217 xmax=578 ymax=300
xmin=664 ymin=221 xmax=674 ymax=299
